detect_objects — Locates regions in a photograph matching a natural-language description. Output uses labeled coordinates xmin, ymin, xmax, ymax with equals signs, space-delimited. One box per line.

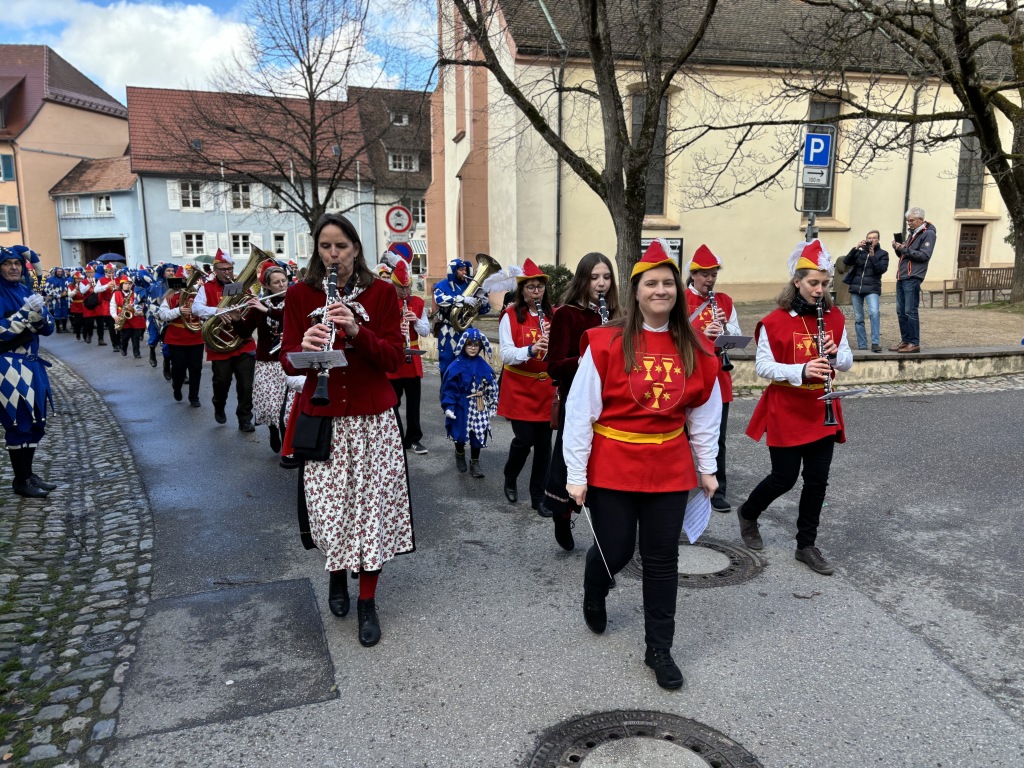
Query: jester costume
xmin=44 ymin=268 xmax=71 ymax=333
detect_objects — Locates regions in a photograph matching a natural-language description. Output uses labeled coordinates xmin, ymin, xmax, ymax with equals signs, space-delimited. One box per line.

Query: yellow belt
xmin=503 ymin=365 xmax=549 ymax=381
xmin=592 ymin=422 xmax=686 ymax=445
xmin=771 ymin=380 xmax=825 ymax=392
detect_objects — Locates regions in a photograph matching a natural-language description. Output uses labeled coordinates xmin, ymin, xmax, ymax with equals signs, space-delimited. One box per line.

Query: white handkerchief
xmin=683 ymin=489 xmax=712 ymax=544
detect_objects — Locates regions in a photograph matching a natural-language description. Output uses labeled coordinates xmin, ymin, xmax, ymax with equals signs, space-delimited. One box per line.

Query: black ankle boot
xmin=357 ymin=599 xmax=381 ymax=647
xmin=469 ymin=459 xmax=484 ymax=478
xmin=163 ymin=358 xmax=172 ymax=381
xmin=149 ymin=347 xmax=157 ymax=367
xmin=554 ymin=513 xmax=575 ymax=551
xmin=269 ymin=424 xmax=282 ymax=454
xmin=455 ymin=450 xmax=467 ymax=473
xmin=583 ymin=591 xmax=606 ymax=634
xmin=328 ymin=570 xmax=350 ymax=617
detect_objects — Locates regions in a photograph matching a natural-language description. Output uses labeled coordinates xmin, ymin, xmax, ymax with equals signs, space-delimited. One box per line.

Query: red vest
xmin=582 ymin=325 xmax=719 ymax=493
xmin=497 ymin=307 xmax=554 ymax=422
xmin=745 ymin=308 xmax=846 ymax=447
xmin=202 ymin=280 xmax=256 ymax=361
xmin=164 ymin=291 xmax=205 ymax=346
xmin=113 ymin=290 xmax=147 ymax=329
xmin=84 ymin=277 xmax=113 ymax=318
xmin=387 ymin=295 xmax=425 ymax=380
xmin=69 ymin=281 xmax=85 ymax=314
xmin=685 ymin=289 xmax=735 ymax=403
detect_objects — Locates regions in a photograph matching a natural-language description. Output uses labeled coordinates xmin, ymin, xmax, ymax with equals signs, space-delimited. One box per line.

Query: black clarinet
xmin=816 ymin=298 xmax=839 ymax=427
xmin=707 ymin=290 xmax=733 ymax=372
xmin=535 ymin=299 xmax=548 ymax=359
xmin=597 ymin=292 xmax=609 ymax=325
xmin=310 ymin=266 xmax=339 ymax=406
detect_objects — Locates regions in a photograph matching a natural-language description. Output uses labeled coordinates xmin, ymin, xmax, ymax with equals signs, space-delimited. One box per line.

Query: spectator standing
xmin=890 ymin=207 xmax=936 ymax=353
xmin=843 ymin=230 xmax=889 ymax=352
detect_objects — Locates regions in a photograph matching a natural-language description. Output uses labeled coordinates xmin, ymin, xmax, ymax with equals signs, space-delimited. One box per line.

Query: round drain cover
xmin=528 ymin=710 xmax=762 ymax=768
xmin=622 ymin=538 xmax=763 ymax=588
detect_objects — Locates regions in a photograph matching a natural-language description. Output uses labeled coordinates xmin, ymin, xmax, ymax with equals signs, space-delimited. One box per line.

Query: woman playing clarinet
xmin=280 ymin=213 xmax=412 ymax=648
xmin=541 ymin=252 xmax=619 ymax=550
xmin=564 ymin=240 xmax=721 ymax=690
xmin=737 ymin=239 xmax=853 ymax=576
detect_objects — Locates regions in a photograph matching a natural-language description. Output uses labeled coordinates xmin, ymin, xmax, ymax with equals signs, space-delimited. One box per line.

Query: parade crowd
xmin=1 ymin=206 xmax=938 ymax=690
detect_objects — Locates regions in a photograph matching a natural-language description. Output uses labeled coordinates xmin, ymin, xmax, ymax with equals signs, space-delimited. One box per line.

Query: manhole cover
xmin=622 ymin=538 xmax=763 ymax=588
xmin=528 ymin=710 xmax=763 ymax=768
xmin=80 ymin=632 xmax=126 ymax=652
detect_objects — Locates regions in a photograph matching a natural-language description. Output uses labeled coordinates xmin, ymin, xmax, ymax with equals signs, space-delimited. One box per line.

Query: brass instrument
xmin=707 ymin=290 xmax=733 ymax=372
xmin=201 ymin=247 xmax=278 ymax=354
xmin=114 ymin=295 xmax=135 ymax=332
xmin=178 ymin=267 xmax=207 ymax=332
xmin=450 ymin=253 xmax=501 ymax=334
xmin=816 ymin=298 xmax=839 ymax=427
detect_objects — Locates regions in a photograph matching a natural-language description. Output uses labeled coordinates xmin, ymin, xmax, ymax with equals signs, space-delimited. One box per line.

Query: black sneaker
xmin=644 ymin=647 xmax=684 ymax=690
xmin=189 ymin=398 xmax=201 ymax=408
xmin=239 ymin=421 xmax=256 ymax=433
xmin=214 ymin=408 xmax=227 ymax=425
xmin=583 ymin=593 xmax=606 ymax=634
xmin=455 ymin=451 xmax=468 ymax=473
xmin=553 ymin=514 xmax=575 ymax=551
xmin=795 ymin=546 xmax=834 ymax=575
xmin=269 ymin=424 xmax=282 ymax=453
xmin=737 ymin=504 xmax=763 ymax=550
xmin=710 ymin=494 xmax=732 ymax=513
xmin=410 ymin=442 xmax=428 ymax=455
xmin=872 ymin=344 xmax=882 ymax=353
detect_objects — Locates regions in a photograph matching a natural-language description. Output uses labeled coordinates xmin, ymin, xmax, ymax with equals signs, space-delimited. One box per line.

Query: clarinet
xmin=816 ymin=298 xmax=839 ymax=427
xmin=310 ymin=266 xmax=339 ymax=407
xmin=707 ymin=290 xmax=733 ymax=372
xmin=597 ymin=292 xmax=609 ymax=325
xmin=535 ymin=299 xmax=548 ymax=360
xmin=401 ymin=297 xmax=413 ymax=363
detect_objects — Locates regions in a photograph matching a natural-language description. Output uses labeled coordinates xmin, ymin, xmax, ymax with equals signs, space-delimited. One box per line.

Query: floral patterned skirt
xmin=252 ymin=360 xmax=287 ymax=427
xmin=303 ymin=410 xmax=414 ymax=572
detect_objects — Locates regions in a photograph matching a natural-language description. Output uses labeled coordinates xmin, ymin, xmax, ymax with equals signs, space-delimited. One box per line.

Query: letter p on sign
xmin=804 ymin=134 xmax=832 ymax=167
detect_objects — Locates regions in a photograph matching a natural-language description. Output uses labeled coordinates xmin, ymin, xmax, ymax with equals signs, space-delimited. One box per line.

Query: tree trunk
xmin=609 ymin=198 xmax=644 ymax=298
xmin=1012 ymin=208 xmax=1024 ymax=304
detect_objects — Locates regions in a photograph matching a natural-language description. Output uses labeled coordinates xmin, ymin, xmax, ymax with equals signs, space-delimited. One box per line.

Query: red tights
xmin=358 ymin=570 xmax=380 ymax=600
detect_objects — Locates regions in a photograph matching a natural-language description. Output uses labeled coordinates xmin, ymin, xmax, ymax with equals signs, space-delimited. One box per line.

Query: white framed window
xmin=96 ymin=195 xmax=112 ymax=214
xmin=272 ymin=232 xmax=287 ymax=256
xmin=390 ymin=111 xmax=410 ymax=126
xmin=408 ymin=197 xmax=426 ymax=226
xmin=63 ymin=197 xmax=81 ymax=215
xmin=387 ymin=152 xmax=419 ymax=172
xmin=270 ymin=189 xmax=284 ymax=211
xmin=231 ymin=232 xmax=251 ymax=257
xmin=179 ymin=181 xmax=201 ymax=209
xmin=0 ymin=205 xmax=19 ymax=231
xmin=231 ymin=183 xmax=251 ymax=210
xmin=183 ymin=232 xmax=205 ymax=257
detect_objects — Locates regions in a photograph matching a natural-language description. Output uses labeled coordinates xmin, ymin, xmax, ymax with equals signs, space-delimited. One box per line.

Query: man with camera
xmin=890 ymin=207 xmax=936 ymax=353
xmin=843 ymin=230 xmax=889 ymax=352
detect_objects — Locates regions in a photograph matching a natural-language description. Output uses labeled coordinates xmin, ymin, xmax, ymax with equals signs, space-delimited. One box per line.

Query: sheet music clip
xmin=222 ymin=282 xmax=246 ymax=297
xmin=404 ymin=348 xmax=427 ymax=357
xmin=287 ymin=350 xmax=349 ymax=369
xmin=715 ymin=334 xmax=752 ymax=351
xmin=818 ymin=388 xmax=868 ymax=401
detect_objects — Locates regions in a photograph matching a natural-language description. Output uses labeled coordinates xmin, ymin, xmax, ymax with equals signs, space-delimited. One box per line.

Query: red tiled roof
xmin=126 ymin=86 xmax=371 ymax=182
xmin=0 ymin=45 xmax=126 ymax=138
xmin=50 ymin=156 xmax=137 ymax=196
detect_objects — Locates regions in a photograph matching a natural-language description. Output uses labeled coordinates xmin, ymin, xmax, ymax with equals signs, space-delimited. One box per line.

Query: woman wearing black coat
xmin=843 ymin=231 xmax=889 ymax=352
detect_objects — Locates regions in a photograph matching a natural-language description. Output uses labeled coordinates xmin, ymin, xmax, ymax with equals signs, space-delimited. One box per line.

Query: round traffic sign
xmin=385 ymin=205 xmax=413 ymax=234
xmin=387 ymin=242 xmax=413 ymax=262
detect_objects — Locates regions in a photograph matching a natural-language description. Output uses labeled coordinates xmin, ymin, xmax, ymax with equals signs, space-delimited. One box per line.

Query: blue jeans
xmin=895 ymin=279 xmax=921 ymax=346
xmin=850 ymin=292 xmax=880 ymax=348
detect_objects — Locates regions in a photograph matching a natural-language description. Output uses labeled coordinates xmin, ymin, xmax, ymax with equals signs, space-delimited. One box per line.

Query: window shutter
xmin=251 ymin=183 xmax=265 ymax=208
xmin=251 ymin=232 xmax=264 ymax=249
xmin=204 ymin=233 xmax=218 ymax=255
xmin=297 ymin=232 xmax=309 ymax=258
xmin=170 ymin=232 xmax=183 ymax=258
xmin=167 ymin=180 xmax=181 ymax=210
xmin=0 ymin=155 xmax=14 ymax=181
xmin=6 ymin=206 xmax=19 ymax=231
xmin=218 ymin=233 xmax=230 ymax=252
xmin=201 ymin=183 xmax=215 ymax=211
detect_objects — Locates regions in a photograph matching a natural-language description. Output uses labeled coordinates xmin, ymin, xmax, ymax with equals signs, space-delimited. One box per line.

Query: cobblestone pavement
xmin=0 ymin=354 xmax=152 ymax=767
xmin=733 ymin=371 xmax=1024 ymax=400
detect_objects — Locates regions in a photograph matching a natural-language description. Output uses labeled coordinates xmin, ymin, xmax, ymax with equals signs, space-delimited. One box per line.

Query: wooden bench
xmin=927 ymin=267 xmax=1015 ymax=308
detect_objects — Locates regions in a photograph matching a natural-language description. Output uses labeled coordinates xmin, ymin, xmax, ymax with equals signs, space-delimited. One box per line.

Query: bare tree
xmin=780 ymin=0 xmax=1024 ymax=302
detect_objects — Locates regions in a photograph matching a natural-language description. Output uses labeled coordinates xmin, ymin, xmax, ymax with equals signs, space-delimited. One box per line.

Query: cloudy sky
xmin=3 ymin=0 xmax=437 ymax=102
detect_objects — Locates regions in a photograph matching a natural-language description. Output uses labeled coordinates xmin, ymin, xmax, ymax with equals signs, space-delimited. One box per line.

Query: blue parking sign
xmin=804 ymin=133 xmax=832 ymax=167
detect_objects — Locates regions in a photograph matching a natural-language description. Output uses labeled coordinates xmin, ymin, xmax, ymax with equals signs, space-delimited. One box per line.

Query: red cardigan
xmin=280 ymin=278 xmax=403 ymax=417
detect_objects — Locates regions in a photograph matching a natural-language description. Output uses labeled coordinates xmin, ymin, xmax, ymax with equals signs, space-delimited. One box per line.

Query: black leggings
xmin=740 ymin=436 xmax=835 ymax=549
xmin=583 ymin=486 xmax=688 ymax=650
xmin=542 ymin=398 xmax=574 ymax=518
xmin=169 ymin=344 xmax=205 ymax=401
xmin=504 ymin=419 xmax=552 ymax=507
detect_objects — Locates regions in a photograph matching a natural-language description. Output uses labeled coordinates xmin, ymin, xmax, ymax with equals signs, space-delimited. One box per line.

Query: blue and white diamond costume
xmin=432 ymin=258 xmax=490 ymax=376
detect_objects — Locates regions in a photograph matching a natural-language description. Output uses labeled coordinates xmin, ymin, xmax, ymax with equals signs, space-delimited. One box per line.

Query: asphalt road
xmin=44 ymin=333 xmax=1024 ymax=767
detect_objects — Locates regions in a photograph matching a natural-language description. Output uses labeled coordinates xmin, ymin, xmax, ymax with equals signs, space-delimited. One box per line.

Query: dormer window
xmin=388 ymin=152 xmax=419 ymax=172
xmin=390 ymin=111 xmax=410 ymax=126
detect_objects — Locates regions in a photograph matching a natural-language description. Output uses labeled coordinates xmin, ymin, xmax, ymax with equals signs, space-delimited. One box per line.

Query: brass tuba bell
xmin=201 ymin=246 xmax=278 ymax=354
xmin=450 ymin=253 xmax=501 ymax=334
xmin=178 ymin=266 xmax=208 ymax=332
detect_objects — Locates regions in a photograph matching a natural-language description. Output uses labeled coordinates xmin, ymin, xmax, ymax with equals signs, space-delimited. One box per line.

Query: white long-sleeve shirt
xmin=754 ymin=311 xmax=854 ymax=385
xmin=190 ymin=279 xmax=217 ymax=320
xmin=157 ymin=297 xmax=181 ymax=323
xmin=413 ymin=306 xmax=430 ymax=339
xmin=687 ymin=285 xmax=741 ymax=336
xmin=498 ymin=310 xmax=540 ymax=365
xmin=562 ymin=323 xmax=723 ymax=487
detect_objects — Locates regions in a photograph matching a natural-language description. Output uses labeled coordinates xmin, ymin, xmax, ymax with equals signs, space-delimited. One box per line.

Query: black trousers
xmin=504 ymin=419 xmax=552 ymax=507
xmin=741 ymin=436 xmax=835 ymax=549
xmin=211 ymin=353 xmax=255 ymax=424
xmin=390 ymin=377 xmax=423 ymax=446
xmin=169 ymin=344 xmax=205 ymax=401
xmin=714 ymin=401 xmax=730 ymax=499
xmin=120 ymin=327 xmax=143 ymax=356
xmin=81 ymin=316 xmax=96 ymax=341
xmin=69 ymin=313 xmax=82 ymax=337
xmin=542 ymin=398 xmax=575 ymax=518
xmin=99 ymin=316 xmax=117 ymax=347
xmin=583 ymin=486 xmax=688 ymax=650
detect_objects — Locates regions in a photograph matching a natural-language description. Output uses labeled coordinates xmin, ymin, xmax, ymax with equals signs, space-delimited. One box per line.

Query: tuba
xmin=178 ymin=267 xmax=207 ymax=332
xmin=201 ymin=246 xmax=278 ymax=354
xmin=450 ymin=253 xmax=501 ymax=334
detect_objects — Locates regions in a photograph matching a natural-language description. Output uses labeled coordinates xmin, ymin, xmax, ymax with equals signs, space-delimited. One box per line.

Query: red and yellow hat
xmin=688 ymin=244 xmax=722 ymax=272
xmin=213 ymin=249 xmax=233 ymax=266
xmin=391 ymin=259 xmax=411 ymax=287
xmin=631 ymin=239 xmax=679 ymax=279
xmin=787 ymin=239 xmax=833 ymax=276
xmin=516 ymin=258 xmax=548 ymax=283
xmin=117 ymin=275 xmax=132 ymax=286
xmin=259 ymin=261 xmax=283 ymax=284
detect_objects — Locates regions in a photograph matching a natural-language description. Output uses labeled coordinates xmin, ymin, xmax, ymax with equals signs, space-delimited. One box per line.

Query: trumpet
xmin=209 ymin=290 xmax=287 ymax=317
xmin=707 ymin=290 xmax=733 ymax=372
xmin=816 ymin=298 xmax=839 ymax=427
